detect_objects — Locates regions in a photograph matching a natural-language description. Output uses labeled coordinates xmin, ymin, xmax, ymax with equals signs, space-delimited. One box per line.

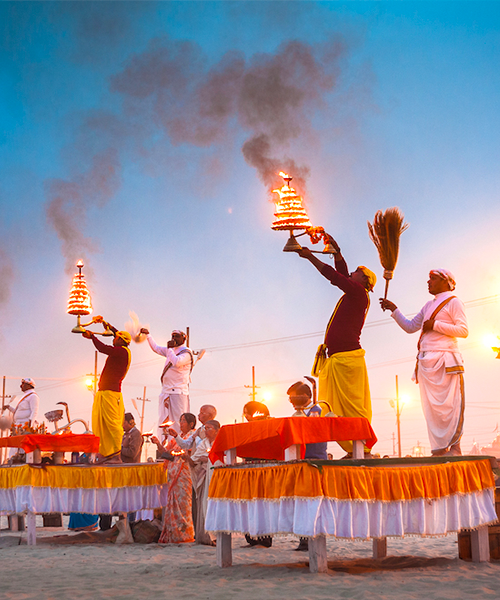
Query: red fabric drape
xmin=209 ymin=417 xmax=377 ymax=463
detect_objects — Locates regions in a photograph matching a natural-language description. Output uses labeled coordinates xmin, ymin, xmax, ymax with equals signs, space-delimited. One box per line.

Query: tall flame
xmin=271 ymin=172 xmax=312 ymax=231
xmin=67 ymin=261 xmax=93 ymax=316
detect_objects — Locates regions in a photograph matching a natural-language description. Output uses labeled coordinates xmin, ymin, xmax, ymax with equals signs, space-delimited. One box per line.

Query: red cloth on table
xmin=209 ymin=417 xmax=377 ymax=463
xmin=0 ymin=433 xmax=100 ymax=454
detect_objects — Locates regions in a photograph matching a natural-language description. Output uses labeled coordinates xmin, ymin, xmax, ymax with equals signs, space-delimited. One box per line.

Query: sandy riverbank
xmin=0 ymin=526 xmax=499 ymax=600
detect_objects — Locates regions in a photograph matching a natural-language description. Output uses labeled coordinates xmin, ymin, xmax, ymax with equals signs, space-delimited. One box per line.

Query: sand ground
xmin=0 ymin=520 xmax=499 ymax=600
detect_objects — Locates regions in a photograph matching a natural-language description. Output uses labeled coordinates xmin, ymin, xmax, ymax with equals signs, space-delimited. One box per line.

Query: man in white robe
xmin=140 ymin=328 xmax=193 ymax=439
xmin=380 ymin=269 xmax=468 ymax=456
xmin=5 ymin=378 xmax=39 ymax=427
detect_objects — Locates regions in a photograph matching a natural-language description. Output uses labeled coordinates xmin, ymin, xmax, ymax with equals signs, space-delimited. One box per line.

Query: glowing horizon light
xmin=483 ymin=333 xmax=500 ymax=350
xmin=85 ymin=378 xmax=93 ymax=389
xmin=262 ymin=391 xmax=272 ymax=402
xmin=400 ymin=394 xmax=411 ymax=405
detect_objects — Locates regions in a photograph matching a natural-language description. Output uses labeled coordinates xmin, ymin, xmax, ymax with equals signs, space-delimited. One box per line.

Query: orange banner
xmin=208 ymin=459 xmax=495 ymax=502
xmin=0 ymin=463 xmax=167 ymax=490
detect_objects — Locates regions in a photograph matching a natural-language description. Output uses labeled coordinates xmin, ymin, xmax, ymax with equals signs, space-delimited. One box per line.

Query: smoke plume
xmin=47 ymin=30 xmax=355 ymax=266
xmin=45 ymin=148 xmax=121 ymax=273
xmin=0 ymin=249 xmax=14 ymax=306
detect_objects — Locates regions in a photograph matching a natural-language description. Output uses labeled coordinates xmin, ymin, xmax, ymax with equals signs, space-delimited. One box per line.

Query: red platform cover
xmin=0 ymin=433 xmax=100 ymax=454
xmin=209 ymin=417 xmax=377 ymax=463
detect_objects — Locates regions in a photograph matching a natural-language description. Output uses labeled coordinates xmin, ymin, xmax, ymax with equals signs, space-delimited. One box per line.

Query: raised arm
xmin=145 ymin=334 xmax=169 ymax=358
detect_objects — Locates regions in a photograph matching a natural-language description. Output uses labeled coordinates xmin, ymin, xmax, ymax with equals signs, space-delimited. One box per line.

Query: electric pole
xmin=244 ymin=366 xmax=260 ymax=401
xmin=1 ymin=376 xmax=12 ymax=465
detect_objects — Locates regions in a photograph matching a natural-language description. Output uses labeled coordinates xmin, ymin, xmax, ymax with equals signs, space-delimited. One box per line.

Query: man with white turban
xmin=140 ymin=327 xmax=193 ymax=440
xmin=297 ymin=234 xmax=377 ymax=458
xmin=380 ymin=269 xmax=468 ymax=456
xmin=5 ymin=378 xmax=39 ymax=427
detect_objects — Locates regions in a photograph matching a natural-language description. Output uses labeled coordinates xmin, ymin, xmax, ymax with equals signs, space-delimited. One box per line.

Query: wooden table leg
xmin=216 ymin=532 xmax=232 ymax=567
xmin=352 ymin=440 xmax=365 ymax=459
xmin=26 ymin=511 xmax=36 ymax=546
xmin=373 ymin=537 xmax=387 ymax=559
xmin=284 ymin=444 xmax=301 ymax=461
xmin=470 ymin=526 xmax=490 ymax=562
xmin=308 ymin=536 xmax=328 ymax=573
xmin=225 ymin=448 xmax=237 ymax=465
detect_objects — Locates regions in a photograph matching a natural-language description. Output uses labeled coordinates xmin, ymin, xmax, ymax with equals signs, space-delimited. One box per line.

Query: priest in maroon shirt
xmin=82 ymin=319 xmax=132 ymax=461
xmin=297 ymin=234 xmax=376 ymax=458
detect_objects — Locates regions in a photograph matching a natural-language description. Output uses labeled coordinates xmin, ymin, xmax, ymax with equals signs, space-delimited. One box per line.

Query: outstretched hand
xmin=379 ymin=298 xmax=397 ymax=312
xmin=297 ymin=246 xmax=313 ymax=259
xmin=140 ymin=328 xmax=149 ymax=335
xmin=324 ymin=233 xmax=340 ymax=254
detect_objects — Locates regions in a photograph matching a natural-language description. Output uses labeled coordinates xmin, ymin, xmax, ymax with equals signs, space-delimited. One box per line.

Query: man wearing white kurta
xmin=4 ymin=378 xmax=40 ymax=460
xmin=380 ymin=270 xmax=468 ymax=456
xmin=140 ymin=328 xmax=193 ymax=439
xmin=6 ymin=378 xmax=39 ymax=426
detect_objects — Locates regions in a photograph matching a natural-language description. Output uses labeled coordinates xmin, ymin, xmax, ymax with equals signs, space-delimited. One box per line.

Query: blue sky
xmin=1 ymin=1 xmax=499 ymax=456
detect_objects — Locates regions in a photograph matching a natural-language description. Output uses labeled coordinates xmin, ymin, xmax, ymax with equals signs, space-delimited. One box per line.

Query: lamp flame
xmin=271 ymin=172 xmax=312 ymax=232
xmin=67 ymin=260 xmax=93 ymax=316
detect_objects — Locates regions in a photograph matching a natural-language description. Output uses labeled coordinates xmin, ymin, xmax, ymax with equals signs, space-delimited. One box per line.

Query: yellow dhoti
xmin=318 ymin=348 xmax=372 ymax=453
xmin=92 ymin=390 xmax=125 ymax=457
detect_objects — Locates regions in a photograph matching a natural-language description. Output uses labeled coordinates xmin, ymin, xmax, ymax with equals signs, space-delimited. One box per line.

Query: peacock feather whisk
xmin=368 ymin=207 xmax=409 ymax=299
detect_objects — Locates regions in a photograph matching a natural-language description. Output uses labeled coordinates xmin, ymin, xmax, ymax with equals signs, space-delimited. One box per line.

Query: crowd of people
xmin=0 ymin=236 xmax=470 ymax=544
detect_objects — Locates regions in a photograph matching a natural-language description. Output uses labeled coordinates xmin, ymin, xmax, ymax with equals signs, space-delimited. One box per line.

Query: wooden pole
xmin=93 ymin=351 xmax=98 ymax=396
xmin=0 ymin=376 xmax=5 ymax=465
xmin=140 ymin=386 xmax=147 ymax=434
xmin=396 ymin=375 xmax=402 ymax=458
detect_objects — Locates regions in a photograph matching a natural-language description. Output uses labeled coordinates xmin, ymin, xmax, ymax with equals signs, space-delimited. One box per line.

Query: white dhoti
xmin=415 ymin=351 xmax=465 ymax=452
xmin=157 ymin=391 xmax=190 ymax=440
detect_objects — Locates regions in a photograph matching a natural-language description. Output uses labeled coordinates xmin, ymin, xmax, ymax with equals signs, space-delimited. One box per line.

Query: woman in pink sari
xmin=156 ymin=412 xmax=196 ymax=544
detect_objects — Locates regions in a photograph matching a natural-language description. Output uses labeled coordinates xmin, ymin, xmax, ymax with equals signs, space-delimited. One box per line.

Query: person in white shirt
xmin=380 ymin=269 xmax=468 ymax=456
xmin=188 ymin=419 xmax=220 ymax=546
xmin=169 ymin=404 xmax=217 ymax=451
xmin=5 ymin=378 xmax=39 ymax=426
xmin=140 ymin=328 xmax=193 ymax=439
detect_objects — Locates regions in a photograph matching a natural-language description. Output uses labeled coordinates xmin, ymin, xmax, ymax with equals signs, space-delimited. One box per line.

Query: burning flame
xmin=171 ymin=449 xmax=185 ymax=456
xmin=271 ymin=172 xmax=312 ymax=232
xmin=159 ymin=419 xmax=174 ymax=428
xmin=67 ymin=261 xmax=93 ymax=316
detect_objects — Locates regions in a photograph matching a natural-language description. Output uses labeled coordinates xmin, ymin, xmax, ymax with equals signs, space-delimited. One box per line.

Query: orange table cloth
xmin=209 ymin=417 xmax=377 ymax=463
xmin=0 ymin=433 xmax=100 ymax=454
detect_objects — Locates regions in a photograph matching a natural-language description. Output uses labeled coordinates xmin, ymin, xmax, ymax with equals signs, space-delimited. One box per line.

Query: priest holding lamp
xmin=82 ymin=320 xmax=132 ymax=462
xmin=66 ymin=260 xmax=132 ymax=462
xmin=296 ymin=236 xmax=376 ymax=458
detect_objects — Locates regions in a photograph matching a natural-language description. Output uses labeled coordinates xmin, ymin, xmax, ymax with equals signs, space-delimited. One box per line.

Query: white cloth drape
xmin=206 ymin=488 xmax=496 ymax=539
xmin=0 ymin=484 xmax=168 ymax=515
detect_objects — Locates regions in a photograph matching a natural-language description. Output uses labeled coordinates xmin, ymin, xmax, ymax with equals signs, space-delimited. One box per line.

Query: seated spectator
xmin=121 ymin=413 xmax=143 ymax=463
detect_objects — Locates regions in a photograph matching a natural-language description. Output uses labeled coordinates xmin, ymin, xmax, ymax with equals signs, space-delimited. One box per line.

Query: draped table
xmin=206 ymin=457 xmax=498 ymax=571
xmin=0 ymin=463 xmax=168 ymax=545
xmin=0 ymin=433 xmax=100 ymax=456
xmin=209 ymin=416 xmax=378 ymax=463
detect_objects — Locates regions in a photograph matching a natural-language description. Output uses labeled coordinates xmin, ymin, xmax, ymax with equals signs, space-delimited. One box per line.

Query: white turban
xmin=430 ymin=269 xmax=456 ymax=291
